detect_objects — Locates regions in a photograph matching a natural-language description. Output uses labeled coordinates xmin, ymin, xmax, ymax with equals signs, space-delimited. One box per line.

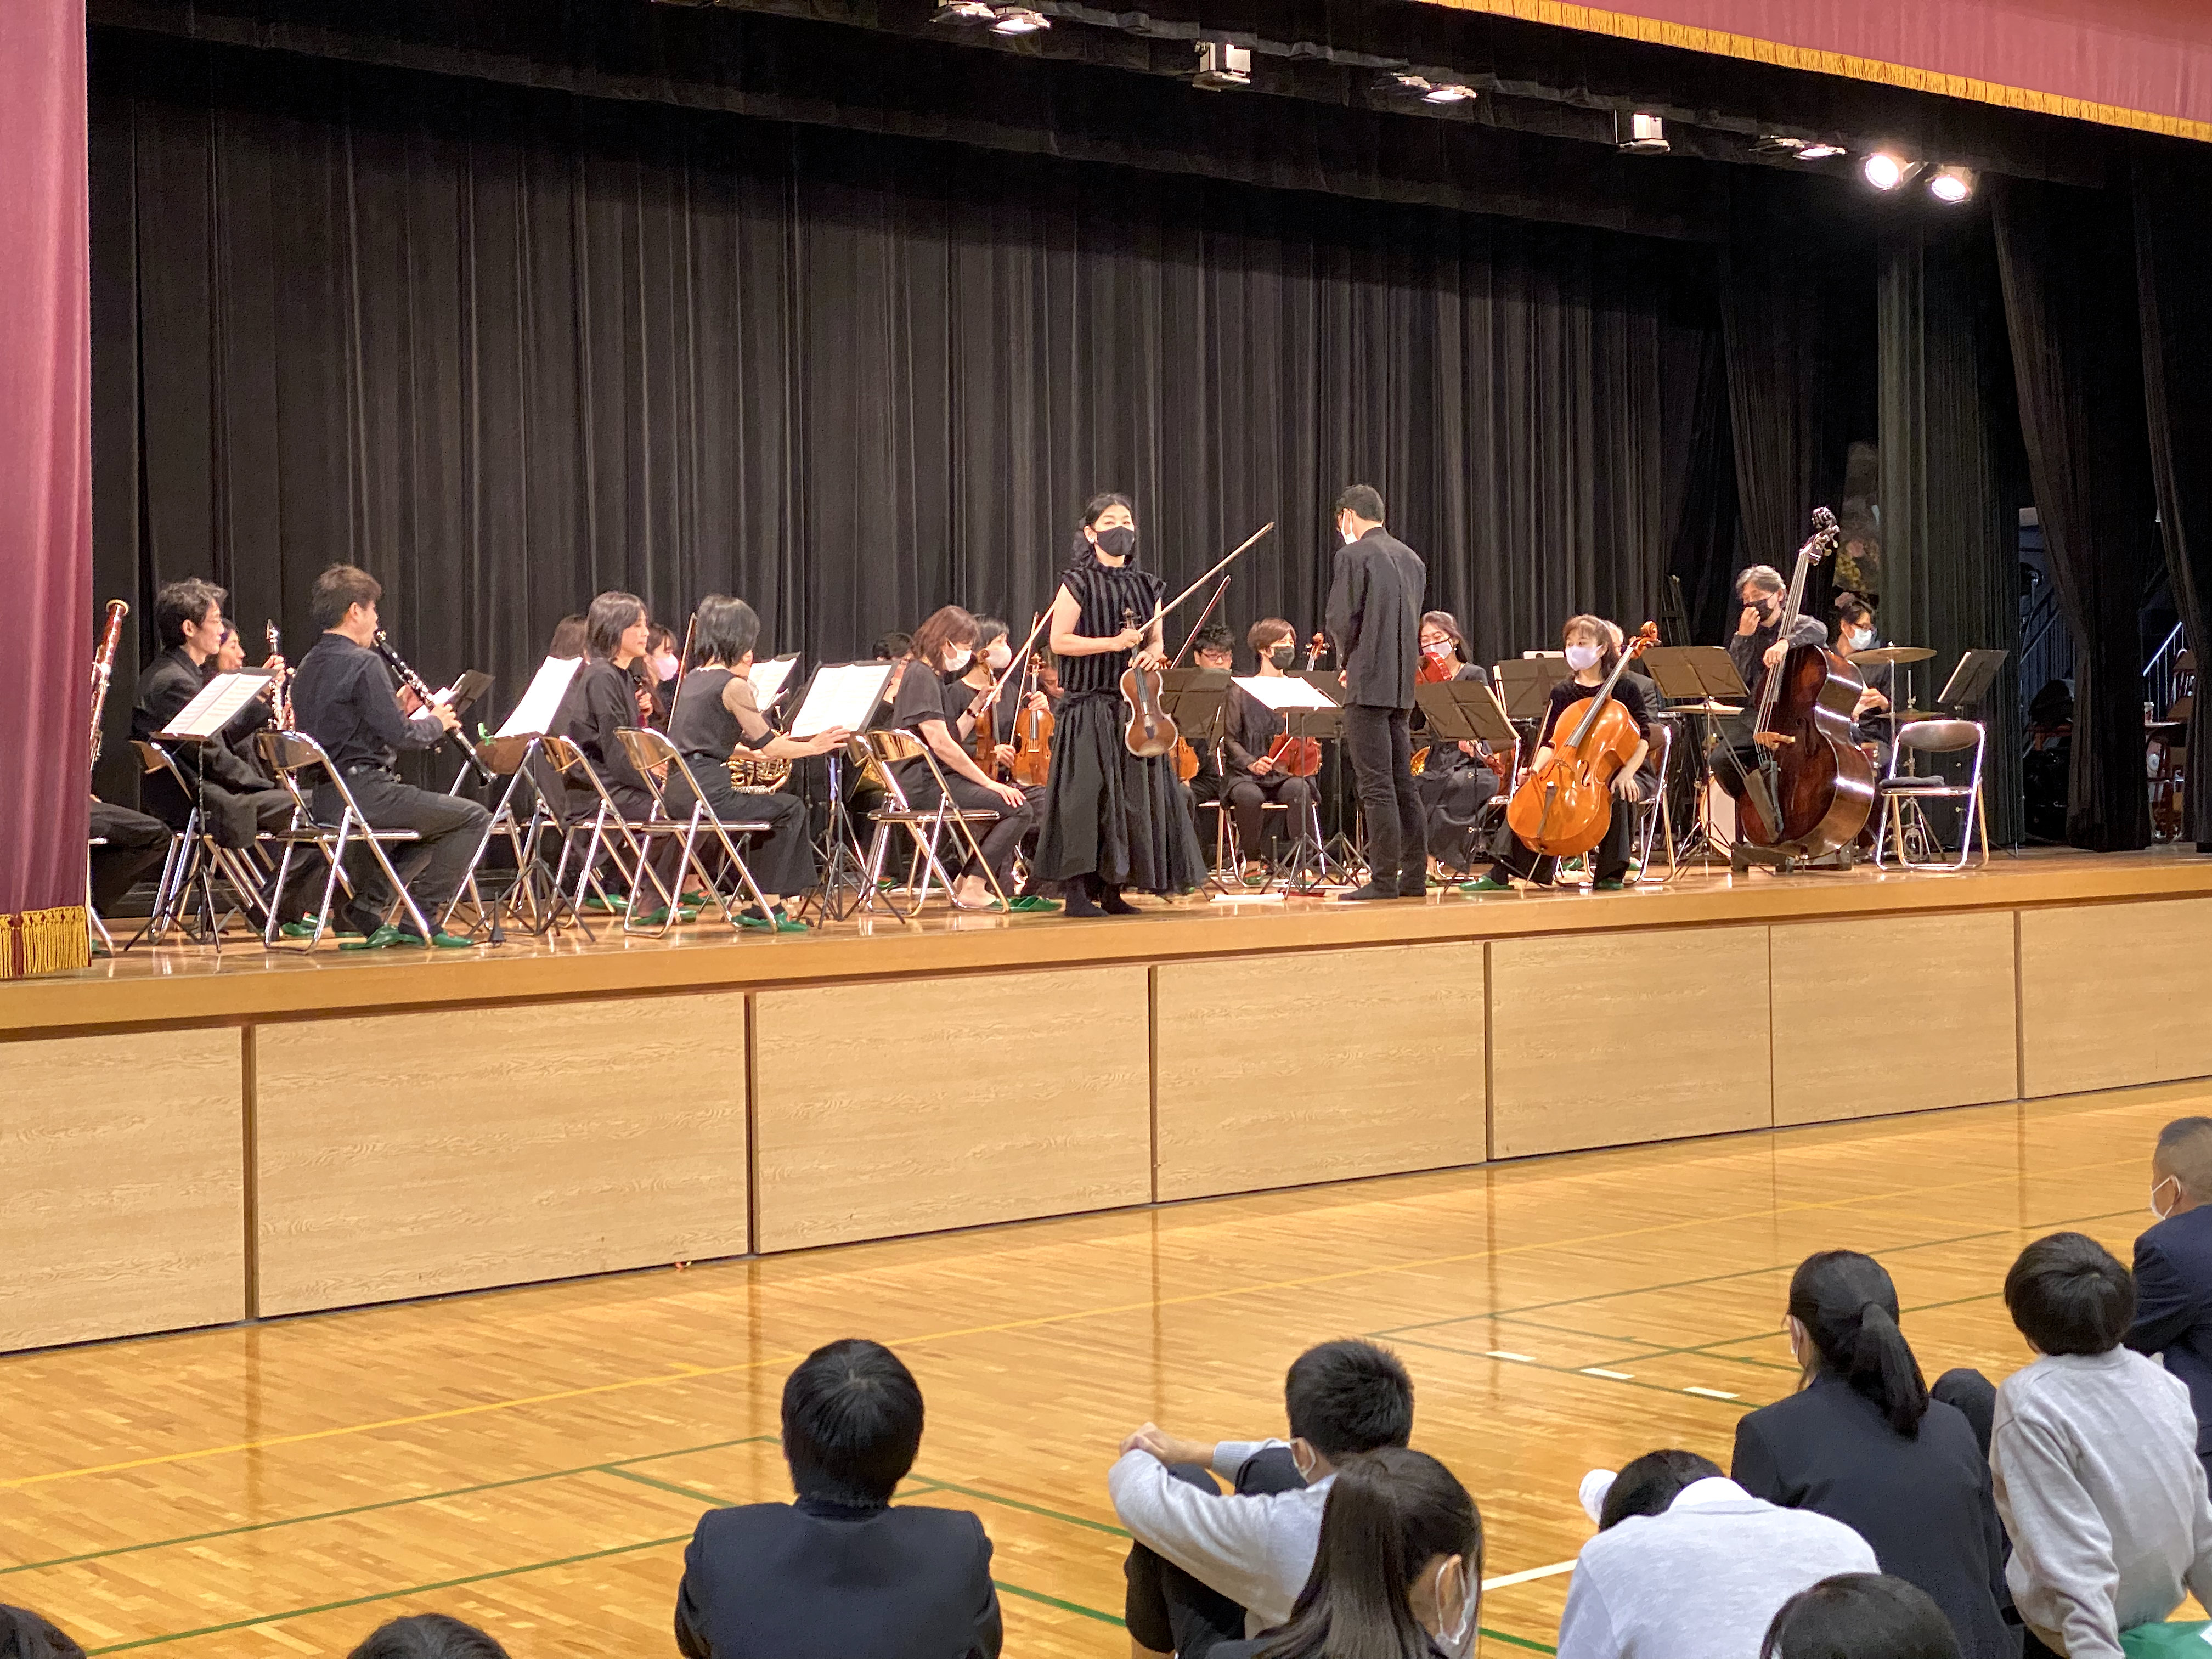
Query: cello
xmin=1710 ymin=508 xmax=1877 ymax=866
xmin=1504 ymin=622 xmax=1660 ymax=858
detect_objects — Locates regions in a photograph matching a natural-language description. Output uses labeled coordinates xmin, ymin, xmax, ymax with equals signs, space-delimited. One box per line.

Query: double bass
xmin=1711 ymin=508 xmax=1876 ymax=864
xmin=1504 ymin=622 xmax=1659 ymax=858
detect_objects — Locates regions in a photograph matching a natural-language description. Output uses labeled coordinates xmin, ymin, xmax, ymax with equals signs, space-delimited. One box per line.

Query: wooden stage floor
xmin=2 ymin=1078 xmax=2204 ymax=1658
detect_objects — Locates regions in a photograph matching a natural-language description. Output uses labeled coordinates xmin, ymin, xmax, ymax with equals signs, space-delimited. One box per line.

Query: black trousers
xmin=1487 ymin=781 xmax=1639 ymax=885
xmin=87 ymin=799 xmax=172 ymax=914
xmin=1124 ymin=1446 xmax=1306 ymax=1658
xmin=1222 ymin=771 xmax=1317 ymax=856
xmin=900 ymin=766 xmax=1038 ymax=888
xmin=314 ymin=772 xmax=490 ymax=933
xmin=1342 ymin=703 xmax=1424 ymax=885
xmin=662 ymin=769 xmax=817 ymax=899
xmin=1416 ymin=763 xmax=1496 ymax=875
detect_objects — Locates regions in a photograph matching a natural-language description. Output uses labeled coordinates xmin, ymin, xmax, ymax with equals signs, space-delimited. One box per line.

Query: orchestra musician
xmin=659 ymin=595 xmax=850 ymax=933
xmin=1324 ymin=485 xmax=1428 ymax=902
xmin=289 ymin=564 xmax=489 ymax=947
xmin=1711 ymin=563 xmax=1832 ymax=793
xmin=1222 ymin=618 xmax=1323 ymax=885
xmin=1034 ymin=494 xmax=1206 ymax=917
xmin=888 ymin=606 xmax=1042 ymax=911
xmin=561 ymin=590 xmax=683 ymax=919
xmin=1183 ymin=624 xmax=1238 ymax=868
xmin=1837 ymin=599 xmax=1894 ymax=770
xmin=1410 ymin=611 xmax=1496 ymax=882
xmin=1464 ymin=614 xmax=1650 ymax=894
xmin=641 ymin=623 xmax=682 ymax=728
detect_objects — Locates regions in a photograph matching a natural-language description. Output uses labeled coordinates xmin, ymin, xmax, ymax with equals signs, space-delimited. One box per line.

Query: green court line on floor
xmin=1386 ymin=1334 xmax=1762 ymax=1410
xmin=993 ymin=1580 xmax=1125 ymax=1624
xmin=919 ymin=1479 xmax=1132 ymax=1538
xmin=1482 ymin=1626 xmax=1560 ymax=1653
xmin=1 ymin=1436 xmax=778 ymax=1579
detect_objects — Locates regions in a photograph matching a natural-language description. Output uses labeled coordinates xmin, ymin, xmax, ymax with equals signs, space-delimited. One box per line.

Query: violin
xmin=969 ymin=675 xmax=1002 ymax=778
xmin=1175 ymin=737 xmax=1200 ymax=783
xmin=1504 ymin=622 xmax=1659 ymax=859
xmin=1417 ymin=648 xmax=1455 ymax=687
xmin=1011 ymin=651 xmax=1055 ymax=788
xmin=1119 ymin=606 xmax=1179 ymax=758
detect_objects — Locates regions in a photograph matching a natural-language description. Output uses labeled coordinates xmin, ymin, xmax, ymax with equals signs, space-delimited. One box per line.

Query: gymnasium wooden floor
xmin=3 ymin=1078 xmax=2198 ymax=1658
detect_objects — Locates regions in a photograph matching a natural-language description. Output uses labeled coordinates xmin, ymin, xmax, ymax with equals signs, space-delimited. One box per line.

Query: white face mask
xmin=1847 ymin=627 xmax=1874 ymax=652
xmin=985 ymin=641 xmax=1012 ymax=671
xmin=1339 ymin=516 xmax=1358 ymax=546
xmin=946 ymin=647 xmax=973 ymax=674
xmin=2153 ymin=1176 xmax=2182 ymax=1220
xmin=1565 ymin=642 xmax=1601 ymax=672
xmin=1429 ymin=1558 xmax=1478 ymax=1659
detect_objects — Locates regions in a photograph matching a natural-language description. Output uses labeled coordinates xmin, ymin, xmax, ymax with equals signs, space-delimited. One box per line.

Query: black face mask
xmin=1096 ymin=525 xmax=1136 ymax=560
xmin=1270 ymin=644 xmax=1297 ymax=669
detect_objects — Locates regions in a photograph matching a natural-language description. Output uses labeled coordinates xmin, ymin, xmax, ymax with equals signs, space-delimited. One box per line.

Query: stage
xmin=5 ymin=848 xmax=2210 ymax=1356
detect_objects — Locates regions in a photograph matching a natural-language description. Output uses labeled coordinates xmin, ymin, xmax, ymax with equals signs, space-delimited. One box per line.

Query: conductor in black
xmin=1324 ymin=485 xmax=1428 ymax=901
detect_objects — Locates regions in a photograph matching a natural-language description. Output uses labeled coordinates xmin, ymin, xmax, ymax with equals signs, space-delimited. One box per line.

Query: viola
xmin=1175 ymin=738 xmax=1200 ymax=782
xmin=1504 ymin=622 xmax=1659 ymax=859
xmin=970 ymin=679 xmax=1002 ymax=778
xmin=1011 ymin=651 xmax=1055 ymax=788
xmin=1119 ymin=606 xmax=1180 ymax=758
xmin=1417 ymin=648 xmax=1455 ymax=686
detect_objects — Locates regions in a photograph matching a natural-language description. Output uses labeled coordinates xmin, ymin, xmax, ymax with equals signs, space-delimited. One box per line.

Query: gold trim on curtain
xmin=1407 ymin=0 xmax=2212 ymax=143
xmin=3 ymin=905 xmax=91 ymax=978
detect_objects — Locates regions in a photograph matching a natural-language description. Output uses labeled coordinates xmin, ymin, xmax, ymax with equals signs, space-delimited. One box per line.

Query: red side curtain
xmin=0 ymin=0 xmax=92 ymax=977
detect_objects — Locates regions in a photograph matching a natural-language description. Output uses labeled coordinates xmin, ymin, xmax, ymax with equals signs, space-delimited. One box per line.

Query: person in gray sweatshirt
xmin=1992 ymin=1231 xmax=2212 ymax=1659
xmin=1556 ymin=1449 xmax=1880 ymax=1659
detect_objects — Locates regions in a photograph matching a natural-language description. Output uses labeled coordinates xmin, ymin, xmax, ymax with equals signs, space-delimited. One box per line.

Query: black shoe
xmin=1099 ymin=883 xmax=1138 ymax=916
xmin=1062 ymin=885 xmax=1105 ymax=918
xmin=1335 ymin=883 xmax=1402 ymax=902
xmin=1397 ymin=876 xmax=1429 ymax=899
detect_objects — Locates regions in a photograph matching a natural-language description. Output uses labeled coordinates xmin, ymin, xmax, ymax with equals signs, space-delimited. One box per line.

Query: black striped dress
xmin=1033 ymin=554 xmax=1207 ymax=891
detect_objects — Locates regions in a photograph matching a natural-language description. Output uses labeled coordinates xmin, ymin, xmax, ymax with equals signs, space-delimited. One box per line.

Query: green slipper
xmin=1006 ymin=894 xmax=1059 ymax=913
xmin=580 ymin=891 xmax=629 ymax=914
xmin=736 ymin=909 xmax=808 ymax=933
xmin=1592 ymin=877 xmax=1626 ymax=893
xmin=340 ymin=924 xmax=410 ymax=951
xmin=1459 ymin=875 xmax=1510 ymax=893
xmin=635 ymin=905 xmax=700 ymax=927
xmin=398 ymin=928 xmax=479 ymax=949
xmin=279 ymin=917 xmax=321 ymax=939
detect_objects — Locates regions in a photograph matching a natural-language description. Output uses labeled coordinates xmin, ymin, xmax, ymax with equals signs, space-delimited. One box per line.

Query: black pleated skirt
xmin=1034 ymin=692 xmax=1207 ymax=892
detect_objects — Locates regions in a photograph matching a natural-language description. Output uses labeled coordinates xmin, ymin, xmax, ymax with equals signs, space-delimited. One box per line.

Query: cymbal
xmin=1848 ymin=645 xmax=1937 ymax=667
xmin=1666 ymin=700 xmax=1744 ymax=716
xmin=1884 ymin=709 xmax=1948 ymax=724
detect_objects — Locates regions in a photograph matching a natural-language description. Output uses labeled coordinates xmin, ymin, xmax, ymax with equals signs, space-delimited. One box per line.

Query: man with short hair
xmin=1726 ymin=563 xmax=1829 ymax=696
xmin=289 ymin=564 xmax=488 ymax=949
xmin=1221 ymin=618 xmax=1322 ymax=883
xmin=1323 ymin=486 xmax=1427 ymax=901
xmin=2130 ymin=1117 xmax=2212 ymax=1483
xmin=1186 ymin=624 xmax=1239 ymax=865
xmin=1993 ymin=1231 xmax=2212 ymax=1659
xmin=674 ymin=1338 xmax=1002 ymax=1659
xmin=1109 ymin=1337 xmax=1415 ymax=1657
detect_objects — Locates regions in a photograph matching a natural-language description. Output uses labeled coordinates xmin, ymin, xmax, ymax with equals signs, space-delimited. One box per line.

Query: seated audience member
xmin=2129 ymin=1116 xmax=2212 ymax=1482
xmin=674 ymin=1338 xmax=1001 ymax=1659
xmin=1993 ymin=1232 xmax=2212 ymax=1659
xmin=1731 ymin=1251 xmax=2011 ymax=1659
xmin=0 ymin=1605 xmax=84 ymax=1659
xmin=1760 ymin=1574 xmax=1964 ymax=1659
xmin=347 ymin=1615 xmax=510 ymax=1659
xmin=1109 ymin=1338 xmax=1417 ymax=1658
xmin=1556 ymin=1449 xmax=1877 ymax=1659
xmin=1212 ymin=1448 xmax=1481 ymax=1659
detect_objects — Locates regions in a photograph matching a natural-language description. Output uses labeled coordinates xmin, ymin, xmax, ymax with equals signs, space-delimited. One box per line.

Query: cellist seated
xmin=1462 ymin=614 xmax=1651 ymax=894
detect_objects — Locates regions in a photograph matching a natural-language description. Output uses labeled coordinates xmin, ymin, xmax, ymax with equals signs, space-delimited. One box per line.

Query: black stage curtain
xmin=1991 ymin=177 xmax=2158 ymax=852
xmin=1877 ymin=221 xmax=2024 ymax=845
xmin=2134 ymin=148 xmax=2212 ymax=850
xmin=89 ymin=30 xmax=1729 ymax=759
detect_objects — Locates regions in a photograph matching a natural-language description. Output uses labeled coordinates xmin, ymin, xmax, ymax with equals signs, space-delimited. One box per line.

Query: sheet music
xmin=157 ymin=672 xmax=274 ymax=740
xmin=1232 ymin=675 xmax=1339 ymax=712
xmin=789 ymin=661 xmax=895 ymax=740
xmin=748 ymin=653 xmax=800 ymax=711
xmin=495 ymin=656 xmax=584 ymax=738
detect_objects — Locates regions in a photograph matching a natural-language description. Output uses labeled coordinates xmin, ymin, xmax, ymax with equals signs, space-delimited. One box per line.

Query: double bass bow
xmin=1709 ymin=507 xmax=1876 ymax=864
xmin=1503 ymin=622 xmax=1659 ymax=859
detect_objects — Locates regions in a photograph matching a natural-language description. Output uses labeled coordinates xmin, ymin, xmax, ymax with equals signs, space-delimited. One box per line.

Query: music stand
xmin=1640 ymin=648 xmax=1752 ymax=879
xmin=1493 ymin=658 xmax=1567 ymax=723
xmin=790 ymin=660 xmax=899 ymax=923
xmin=1937 ymin=649 xmax=2008 ymax=710
xmin=156 ymin=671 xmax=278 ymax=949
xmin=1414 ymin=680 xmax=1517 ymax=753
xmin=1160 ymin=670 xmax=1238 ymax=889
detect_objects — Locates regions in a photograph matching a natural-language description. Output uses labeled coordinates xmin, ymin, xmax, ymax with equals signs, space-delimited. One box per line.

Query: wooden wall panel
xmin=753 ymin=967 xmax=1150 ymax=1251
xmin=253 ymin=995 xmax=751 ymax=1315
xmin=1154 ymin=943 xmax=1486 ymax=1200
xmin=1491 ymin=925 xmax=1771 ymax=1157
xmin=2021 ymin=898 xmax=2212 ymax=1097
xmin=1771 ymin=911 xmax=2019 ymax=1125
xmin=0 ymin=1029 xmax=244 ymax=1350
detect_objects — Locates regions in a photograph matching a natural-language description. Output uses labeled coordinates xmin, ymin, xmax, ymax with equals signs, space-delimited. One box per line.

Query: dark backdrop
xmin=89 ymin=29 xmax=1737 ymax=766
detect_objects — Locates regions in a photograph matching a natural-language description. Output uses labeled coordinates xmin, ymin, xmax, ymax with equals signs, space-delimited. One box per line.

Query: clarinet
xmin=372 ymin=629 xmax=495 ymax=785
xmin=89 ymin=599 xmax=129 ymax=767
xmin=264 ymin=620 xmax=293 ymax=730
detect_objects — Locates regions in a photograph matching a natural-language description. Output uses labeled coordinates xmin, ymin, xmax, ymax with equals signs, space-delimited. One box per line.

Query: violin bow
xmin=1148 ymin=522 xmax=1277 ymax=635
xmin=1170 ymin=573 xmax=1233 ymax=669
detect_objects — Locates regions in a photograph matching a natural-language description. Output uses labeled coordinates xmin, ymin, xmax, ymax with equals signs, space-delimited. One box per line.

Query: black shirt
xmin=1224 ymin=681 xmax=1286 ymax=774
xmin=291 ymin=632 xmax=443 ymax=775
xmin=1055 ymin=556 xmax=1165 ymax=697
xmin=1728 ymin=608 xmax=1829 ymax=700
xmin=564 ymin=658 xmax=653 ymax=795
xmin=132 ymin=645 xmax=270 ymax=792
xmin=1324 ymin=526 xmax=1426 ymax=709
xmin=1538 ymin=676 xmax=1651 ymax=749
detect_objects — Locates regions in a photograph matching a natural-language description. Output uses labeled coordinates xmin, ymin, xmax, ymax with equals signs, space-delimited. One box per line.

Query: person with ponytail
xmin=1731 ymin=1251 xmax=2012 ymax=1659
xmin=1205 ymin=1449 xmax=1480 ymax=1659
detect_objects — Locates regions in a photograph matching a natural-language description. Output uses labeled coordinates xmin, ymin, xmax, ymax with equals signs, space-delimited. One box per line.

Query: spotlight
xmin=1421 ymin=82 xmax=1476 ymax=105
xmin=1862 ymin=151 xmax=1909 ymax=190
xmin=929 ymin=1 xmax=998 ymax=22
xmin=1615 ymin=111 xmax=1669 ymax=154
xmin=1927 ymin=165 xmax=1977 ymax=204
xmin=1192 ymin=41 xmax=1252 ymax=91
xmin=1754 ymin=135 xmax=1844 ymax=161
xmin=1796 ymin=142 xmax=1846 ymax=160
xmin=990 ymin=6 xmax=1049 ymax=33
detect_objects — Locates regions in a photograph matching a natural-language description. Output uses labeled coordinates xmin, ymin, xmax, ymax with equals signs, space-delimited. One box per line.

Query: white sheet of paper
xmin=495 ymin=656 xmax=585 ymax=738
xmin=789 ymin=661 xmax=896 ymax=740
xmin=1232 ymin=674 xmax=1338 ymax=712
xmin=157 ymin=672 xmax=274 ymax=739
xmin=748 ymin=654 xmax=800 ymax=710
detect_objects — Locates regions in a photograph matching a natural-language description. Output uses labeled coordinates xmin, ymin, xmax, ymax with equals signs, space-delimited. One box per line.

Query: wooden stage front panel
xmin=5 ymin=850 xmax=2210 ymax=1351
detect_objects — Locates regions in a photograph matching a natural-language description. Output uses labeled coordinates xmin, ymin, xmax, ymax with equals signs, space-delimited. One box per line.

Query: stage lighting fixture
xmin=1754 ymin=134 xmax=1844 ymax=161
xmin=1615 ymin=111 xmax=1669 ymax=154
xmin=1863 ymin=151 xmax=1909 ymax=190
xmin=929 ymin=1 xmax=998 ymax=22
xmin=990 ymin=6 xmax=1050 ymax=33
xmin=1422 ymin=81 xmax=1476 ymax=104
xmin=1192 ymin=41 xmax=1252 ymax=91
xmin=1928 ymin=165 xmax=1977 ymax=204
xmin=1796 ymin=142 xmax=1846 ymax=160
